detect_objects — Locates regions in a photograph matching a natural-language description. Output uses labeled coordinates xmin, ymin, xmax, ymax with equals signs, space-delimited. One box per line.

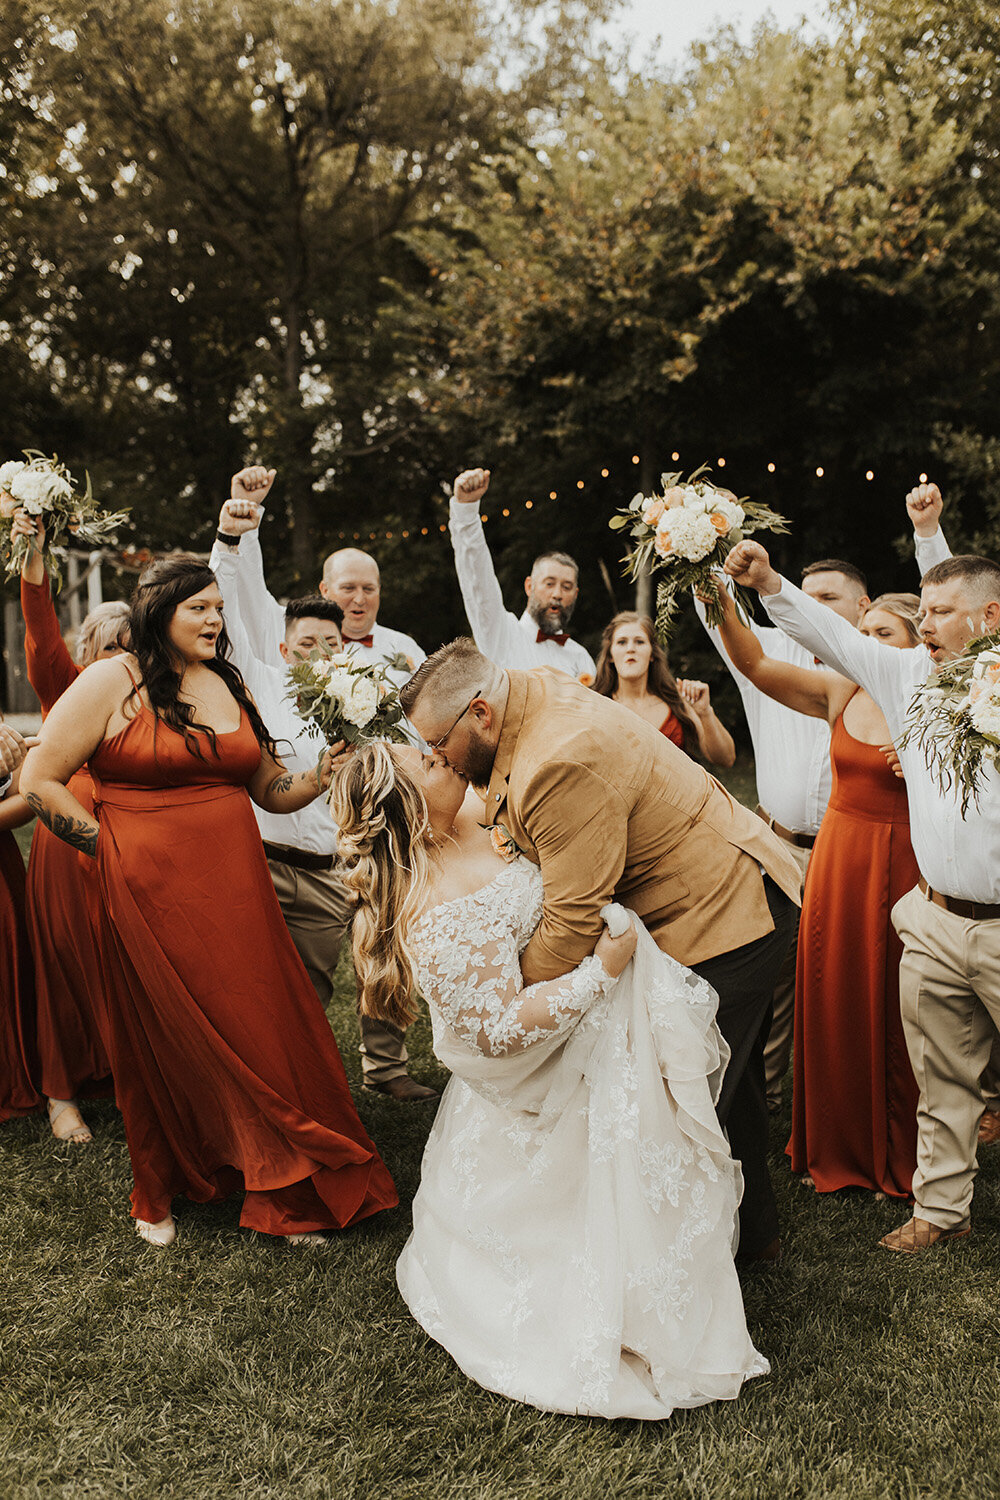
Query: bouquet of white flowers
xmin=287 ymin=645 xmax=411 ymax=753
xmin=609 ymin=464 xmax=789 ymax=639
xmin=899 ymin=632 xmax=1000 ymax=813
xmin=0 ymin=452 xmax=129 ymax=585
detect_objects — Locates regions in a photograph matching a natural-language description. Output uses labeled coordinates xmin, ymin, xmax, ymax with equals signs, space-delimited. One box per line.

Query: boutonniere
xmin=384 ymin=650 xmax=415 ymax=674
xmin=482 ymin=821 xmax=525 ymax=863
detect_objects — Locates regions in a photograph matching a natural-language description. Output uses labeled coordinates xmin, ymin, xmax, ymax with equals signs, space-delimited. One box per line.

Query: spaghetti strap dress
xmin=21 ymin=575 xmax=113 ymax=1100
xmin=1 ymin=828 xmax=41 ymax=1121
xmin=88 ymin=703 xmax=397 ymax=1233
xmin=787 ymin=709 xmax=919 ymax=1198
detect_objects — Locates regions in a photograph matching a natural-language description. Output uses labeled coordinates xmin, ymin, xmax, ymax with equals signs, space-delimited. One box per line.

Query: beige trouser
xmin=268 ymin=857 xmax=408 ymax=1086
xmin=763 ymin=837 xmax=812 ymax=1110
xmin=892 ymin=884 xmax=1000 ymax=1229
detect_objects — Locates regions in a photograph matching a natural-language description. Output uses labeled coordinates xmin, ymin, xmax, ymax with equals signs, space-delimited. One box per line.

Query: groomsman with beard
xmin=211 ymin=467 xmax=437 ymax=1103
xmin=726 ymin=536 xmax=1000 ymax=1253
xmin=448 ymin=468 xmax=597 ymax=681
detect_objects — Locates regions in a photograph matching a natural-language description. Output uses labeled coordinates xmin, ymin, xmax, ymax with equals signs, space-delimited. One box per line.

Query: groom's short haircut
xmin=400 ymin=637 xmax=502 ymax=721
xmin=922 ymin=554 xmax=1000 ymax=603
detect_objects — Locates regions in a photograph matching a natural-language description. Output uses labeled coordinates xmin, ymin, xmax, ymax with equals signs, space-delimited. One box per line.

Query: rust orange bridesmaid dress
xmin=21 ymin=575 xmax=113 ymax=1100
xmin=0 ymin=826 xmax=41 ymax=1121
xmin=88 ymin=702 xmax=397 ymax=1233
xmin=788 ymin=708 xmax=919 ymax=1198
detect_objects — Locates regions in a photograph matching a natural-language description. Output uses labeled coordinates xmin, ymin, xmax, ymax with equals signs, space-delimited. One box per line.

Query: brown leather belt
xmin=918 ymin=876 xmax=1000 ymax=922
xmin=262 ymin=840 xmax=335 ymax=874
xmin=756 ymin=806 xmax=816 ymax=851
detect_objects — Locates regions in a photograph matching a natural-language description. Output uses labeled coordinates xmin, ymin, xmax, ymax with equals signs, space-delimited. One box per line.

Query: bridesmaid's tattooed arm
xmin=24 ymin=793 xmax=99 ymax=857
xmin=249 ymin=740 xmax=350 ymax=814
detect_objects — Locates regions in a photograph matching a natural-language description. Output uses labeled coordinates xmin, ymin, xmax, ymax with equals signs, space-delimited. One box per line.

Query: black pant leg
xmin=691 ymin=878 xmax=796 ymax=1256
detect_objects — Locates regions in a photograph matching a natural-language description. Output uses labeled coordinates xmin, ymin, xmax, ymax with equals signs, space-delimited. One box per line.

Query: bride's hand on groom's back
xmin=596 ymin=918 xmax=637 ymax=978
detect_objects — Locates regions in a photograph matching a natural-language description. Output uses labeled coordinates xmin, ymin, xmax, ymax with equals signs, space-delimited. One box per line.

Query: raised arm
xmin=518 ymin=761 xmax=631 ymax=983
xmin=711 ymin=582 xmax=841 ymax=722
xmin=724 ymin=541 xmax=919 ymax=710
xmin=449 ymin=468 xmax=531 ymax=664
xmin=14 ymin=513 xmax=78 ymax=712
xmin=210 ymin=467 xmax=285 ymax=661
xmin=906 ymin=481 xmax=952 ymax=578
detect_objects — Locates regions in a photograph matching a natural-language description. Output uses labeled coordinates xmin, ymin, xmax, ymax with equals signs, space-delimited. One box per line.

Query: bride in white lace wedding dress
xmin=332 ymin=745 xmax=768 ymax=1421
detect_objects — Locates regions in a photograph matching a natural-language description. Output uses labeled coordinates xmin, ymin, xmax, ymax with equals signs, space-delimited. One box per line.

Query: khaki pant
xmin=892 ymin=884 xmax=1000 ymax=1229
xmin=763 ymin=838 xmax=813 ymax=1110
xmin=268 ymin=856 xmax=408 ymax=1086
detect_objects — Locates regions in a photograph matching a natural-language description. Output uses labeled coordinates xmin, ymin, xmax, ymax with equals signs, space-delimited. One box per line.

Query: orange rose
xmin=578 ymin=672 xmax=594 ymax=687
xmin=641 ymin=498 xmax=666 ymax=526
xmin=662 ymin=486 xmax=686 ymax=509
xmin=653 ymin=528 xmax=674 ymax=558
xmin=708 ymin=511 xmax=730 ymax=534
xmin=0 ymin=492 xmax=16 ymax=519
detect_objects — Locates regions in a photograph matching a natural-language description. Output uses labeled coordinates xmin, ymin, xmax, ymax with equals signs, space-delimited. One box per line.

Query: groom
xmin=401 ymin=640 xmax=801 ymax=1259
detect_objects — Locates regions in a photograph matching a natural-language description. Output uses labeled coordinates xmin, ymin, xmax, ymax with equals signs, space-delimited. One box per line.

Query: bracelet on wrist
xmin=216 ymin=530 xmax=241 ymax=548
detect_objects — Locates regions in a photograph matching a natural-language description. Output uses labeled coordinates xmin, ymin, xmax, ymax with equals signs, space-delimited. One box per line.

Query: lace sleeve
xmin=415 ymin=906 xmax=615 ymax=1060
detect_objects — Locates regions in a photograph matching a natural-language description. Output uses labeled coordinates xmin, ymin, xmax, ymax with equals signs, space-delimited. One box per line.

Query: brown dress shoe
xmin=365 ymin=1075 xmax=440 ymax=1103
xmin=879 ymin=1216 xmax=971 ymax=1254
xmin=978 ymin=1108 xmax=1000 ymax=1146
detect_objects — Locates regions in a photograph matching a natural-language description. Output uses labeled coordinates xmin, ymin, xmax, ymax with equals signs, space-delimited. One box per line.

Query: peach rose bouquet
xmin=0 ymin=452 xmax=129 ymax=586
xmin=900 ymin=634 xmax=1000 ymax=812
xmin=609 ymin=464 xmax=788 ymax=638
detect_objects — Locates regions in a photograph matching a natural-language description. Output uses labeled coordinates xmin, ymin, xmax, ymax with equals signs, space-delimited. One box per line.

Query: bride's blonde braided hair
xmin=330 ymin=743 xmax=432 ymax=1030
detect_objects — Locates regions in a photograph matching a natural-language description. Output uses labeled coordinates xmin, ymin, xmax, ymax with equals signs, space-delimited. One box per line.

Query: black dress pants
xmin=690 ymin=876 xmax=796 ymax=1256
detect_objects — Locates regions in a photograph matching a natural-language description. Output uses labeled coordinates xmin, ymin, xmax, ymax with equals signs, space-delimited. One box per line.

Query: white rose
xmin=654 ymin=507 xmax=718 ymax=563
xmin=709 ymin=496 xmax=745 ymax=531
xmin=681 ymin=485 xmax=710 ymax=514
xmin=8 ymin=468 xmax=49 ymax=509
xmin=0 ymin=461 xmax=27 ymax=491
xmin=343 ymin=675 xmax=379 ymax=728
xmin=969 ymin=685 xmax=1000 ymax=742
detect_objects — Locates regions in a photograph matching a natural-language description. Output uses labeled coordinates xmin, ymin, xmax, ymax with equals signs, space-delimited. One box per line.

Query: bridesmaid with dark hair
xmin=1 ymin=718 xmax=41 ymax=1125
xmin=593 ymin=611 xmax=735 ymax=765
xmin=20 ymin=554 xmax=397 ymax=1247
xmin=14 ymin=509 xmax=129 ymax=1144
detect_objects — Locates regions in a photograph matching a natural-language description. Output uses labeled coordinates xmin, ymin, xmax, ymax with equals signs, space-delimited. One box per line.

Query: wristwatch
xmin=216 ymin=530 xmax=241 ymax=548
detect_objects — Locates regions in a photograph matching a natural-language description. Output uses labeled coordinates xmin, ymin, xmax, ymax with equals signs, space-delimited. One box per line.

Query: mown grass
xmin=4 ymin=763 xmax=1000 ymax=1499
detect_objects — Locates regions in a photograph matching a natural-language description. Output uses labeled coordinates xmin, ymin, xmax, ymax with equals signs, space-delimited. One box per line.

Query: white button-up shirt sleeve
xmin=210 ymin=529 xmax=286 ymax=661
xmin=914 ymin=526 xmax=952 ymax=579
xmin=448 ymin=499 xmax=596 ymax=678
xmin=763 ymin=577 xmax=1000 ymax=902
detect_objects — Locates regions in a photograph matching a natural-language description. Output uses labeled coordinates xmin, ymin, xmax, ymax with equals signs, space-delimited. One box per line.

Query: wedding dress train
xmin=398 ymin=858 xmax=767 ymax=1420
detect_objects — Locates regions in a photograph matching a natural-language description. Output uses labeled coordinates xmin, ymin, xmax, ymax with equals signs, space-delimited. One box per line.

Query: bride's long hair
xmin=330 ymin=743 xmax=433 ymax=1030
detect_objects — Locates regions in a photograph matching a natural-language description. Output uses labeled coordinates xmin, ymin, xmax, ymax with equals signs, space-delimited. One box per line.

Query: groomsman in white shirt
xmin=448 ymin=468 xmax=597 ymax=681
xmin=726 ymin=536 xmax=1000 ymax=1253
xmin=211 ymin=469 xmax=437 ymax=1103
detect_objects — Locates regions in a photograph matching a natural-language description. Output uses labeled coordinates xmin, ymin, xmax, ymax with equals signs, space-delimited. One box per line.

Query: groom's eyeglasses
xmin=426 ymin=690 xmax=483 ymax=753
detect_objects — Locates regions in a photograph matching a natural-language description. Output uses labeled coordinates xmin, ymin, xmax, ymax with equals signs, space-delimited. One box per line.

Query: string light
xmin=815 ymin=467 xmax=824 ymax=477
xmin=549 ymin=490 xmax=557 ymax=499
xmin=576 ymin=480 xmax=585 ymax=490
xmin=480 ymin=514 xmax=488 ymax=523
xmin=525 ymin=500 xmax=533 ymax=509
xmin=865 ymin=470 xmax=874 ymax=481
xmin=631 ymin=455 xmax=640 ymax=465
xmin=717 ymin=457 xmax=726 ymax=467
xmin=767 ymin=462 xmax=775 ymax=473
xmin=671 ymin=451 xmax=680 ymax=461
xmin=919 ymin=472 xmax=928 ymax=483
xmin=501 ymin=507 xmax=510 ymax=516
xmin=601 ymin=468 xmax=609 ymax=477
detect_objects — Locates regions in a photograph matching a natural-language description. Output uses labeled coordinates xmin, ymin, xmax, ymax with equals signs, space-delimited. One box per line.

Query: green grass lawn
xmin=4 ymin=764 xmax=1000 ymax=1499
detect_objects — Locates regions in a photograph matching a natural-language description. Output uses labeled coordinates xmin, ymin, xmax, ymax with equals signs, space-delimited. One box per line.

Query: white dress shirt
xmin=914 ymin=526 xmax=952 ymax=576
xmin=695 ymin=596 xmax=831 ymax=834
xmin=212 ymin=543 xmax=339 ymax=857
xmin=449 ymin=500 xmax=597 ymax=680
xmin=763 ymin=579 xmax=1000 ymax=902
xmin=212 ymin=530 xmax=425 ymax=691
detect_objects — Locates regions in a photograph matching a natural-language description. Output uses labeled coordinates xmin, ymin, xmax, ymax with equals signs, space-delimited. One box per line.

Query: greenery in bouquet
xmin=609 ymin=464 xmax=789 ymax=640
xmin=287 ymin=644 xmax=411 ymax=758
xmin=0 ymin=452 xmax=130 ymax=587
xmin=898 ymin=631 xmax=1000 ymax=814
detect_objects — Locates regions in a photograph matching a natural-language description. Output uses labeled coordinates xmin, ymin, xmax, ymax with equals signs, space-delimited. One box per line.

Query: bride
xmin=331 ymin=743 xmax=768 ymax=1420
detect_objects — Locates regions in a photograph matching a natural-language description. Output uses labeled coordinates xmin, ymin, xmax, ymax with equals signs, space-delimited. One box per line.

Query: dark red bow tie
xmin=347 ymin=633 xmax=374 ymax=648
xmin=537 ymin=629 xmax=569 ymax=646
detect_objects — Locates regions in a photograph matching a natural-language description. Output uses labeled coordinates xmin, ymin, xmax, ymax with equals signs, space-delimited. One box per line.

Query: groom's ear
xmin=470 ymin=698 xmax=494 ymax=732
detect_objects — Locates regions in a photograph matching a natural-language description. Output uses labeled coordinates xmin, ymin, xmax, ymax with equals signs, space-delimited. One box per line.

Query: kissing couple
xmin=331 ymin=638 xmax=800 ymax=1421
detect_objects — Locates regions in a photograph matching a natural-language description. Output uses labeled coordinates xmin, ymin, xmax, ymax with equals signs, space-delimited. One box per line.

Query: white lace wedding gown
xmin=398 ymin=857 xmax=768 ymax=1420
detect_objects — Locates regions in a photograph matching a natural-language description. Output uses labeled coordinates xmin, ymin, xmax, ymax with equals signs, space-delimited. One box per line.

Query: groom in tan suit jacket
xmin=402 ymin=640 xmax=801 ymax=1258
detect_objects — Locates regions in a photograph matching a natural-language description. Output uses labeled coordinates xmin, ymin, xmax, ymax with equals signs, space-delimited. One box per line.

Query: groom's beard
xmin=460 ymin=731 xmax=497 ymax=790
xmin=527 ymin=596 xmax=575 ymax=636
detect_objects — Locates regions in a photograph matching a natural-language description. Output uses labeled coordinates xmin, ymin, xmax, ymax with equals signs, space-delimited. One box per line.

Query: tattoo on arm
xmin=266 ymin=771 xmax=296 ymax=798
xmin=24 ymin=793 xmax=99 ymax=858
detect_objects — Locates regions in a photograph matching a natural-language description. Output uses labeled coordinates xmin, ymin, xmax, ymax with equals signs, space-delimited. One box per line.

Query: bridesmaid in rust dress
xmin=1 ymin=720 xmax=41 ymax=1124
xmin=592 ymin=611 xmax=735 ymax=763
xmin=20 ymin=555 xmax=397 ymax=1247
xmin=714 ymin=588 xmax=921 ymax=1198
xmin=15 ymin=510 xmax=129 ymax=1144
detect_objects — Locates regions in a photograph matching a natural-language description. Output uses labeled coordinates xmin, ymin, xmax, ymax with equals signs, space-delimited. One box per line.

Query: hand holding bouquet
xmin=899 ymin=633 xmax=1000 ymax=812
xmin=609 ymin=464 xmax=788 ymax=639
xmin=0 ymin=452 xmax=129 ymax=586
xmin=287 ymin=644 xmax=411 ymax=754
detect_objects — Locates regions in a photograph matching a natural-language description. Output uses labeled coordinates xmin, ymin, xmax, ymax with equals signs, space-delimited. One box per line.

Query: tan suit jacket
xmin=484 ymin=669 xmax=802 ymax=983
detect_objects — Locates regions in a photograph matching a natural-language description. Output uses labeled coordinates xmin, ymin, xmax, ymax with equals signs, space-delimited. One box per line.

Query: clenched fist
xmin=723 ymin=540 xmax=782 ymax=595
xmin=905 ymin=481 xmax=943 ymax=538
xmin=453 ymin=468 xmax=491 ymax=506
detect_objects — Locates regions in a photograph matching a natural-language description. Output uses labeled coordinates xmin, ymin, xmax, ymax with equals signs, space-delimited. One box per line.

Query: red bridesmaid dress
xmin=89 ymin=701 xmax=397 ymax=1233
xmin=659 ymin=711 xmax=685 ymax=748
xmin=0 ymin=827 xmax=41 ymax=1121
xmin=788 ymin=708 xmax=919 ymax=1198
xmin=21 ymin=575 xmax=113 ymax=1100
